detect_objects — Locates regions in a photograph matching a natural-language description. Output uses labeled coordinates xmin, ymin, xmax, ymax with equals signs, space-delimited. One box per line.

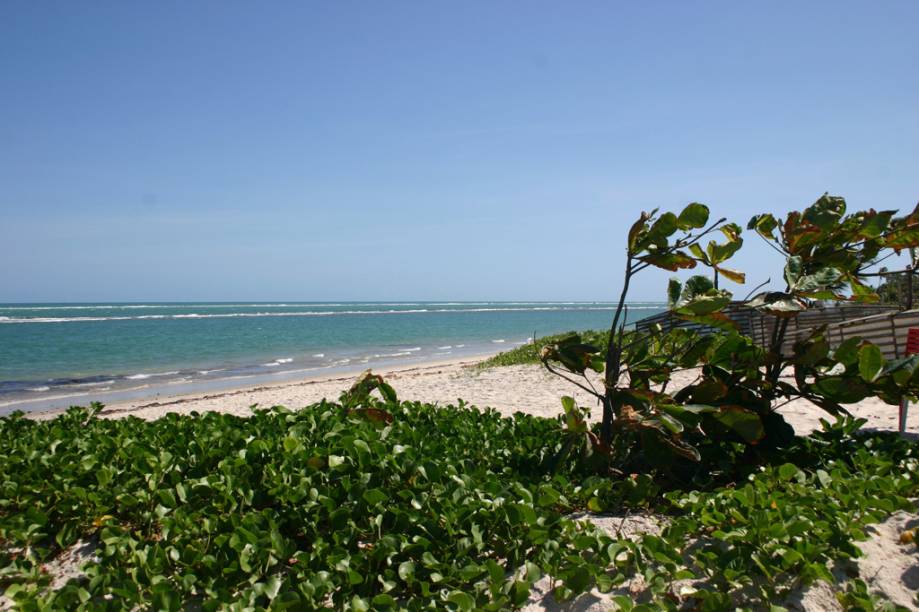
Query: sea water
xmin=0 ymin=302 xmax=663 ymax=414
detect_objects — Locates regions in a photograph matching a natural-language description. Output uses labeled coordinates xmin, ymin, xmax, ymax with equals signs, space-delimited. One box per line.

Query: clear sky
xmin=2 ymin=1 xmax=917 ymax=302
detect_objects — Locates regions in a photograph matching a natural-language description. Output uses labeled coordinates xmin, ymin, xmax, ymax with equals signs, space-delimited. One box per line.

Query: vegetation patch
xmin=1 ymin=396 xmax=916 ymax=610
xmin=477 ymin=330 xmax=610 ymax=369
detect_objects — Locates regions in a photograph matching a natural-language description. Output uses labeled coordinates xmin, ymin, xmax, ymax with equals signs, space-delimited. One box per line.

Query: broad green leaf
xmin=649 ymin=211 xmax=679 ymax=241
xmin=674 ymin=292 xmax=731 ymax=316
xmin=858 ymin=344 xmax=883 ymax=383
xmin=363 ymin=488 xmax=388 ymax=505
xmin=667 ymin=278 xmax=682 ymax=307
xmin=677 ymin=202 xmax=709 ymax=229
xmin=398 ymin=561 xmax=415 ymax=582
xmin=712 ymin=406 xmax=765 ymax=444
xmin=748 ymin=213 xmax=778 ymax=240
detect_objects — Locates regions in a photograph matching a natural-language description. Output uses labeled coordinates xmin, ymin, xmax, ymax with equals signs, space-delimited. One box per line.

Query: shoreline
xmin=27 ymin=353 xmax=496 ymax=420
xmin=23 ymin=357 xmax=919 ymax=438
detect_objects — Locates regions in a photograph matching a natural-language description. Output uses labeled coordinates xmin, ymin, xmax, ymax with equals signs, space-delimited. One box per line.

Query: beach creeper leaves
xmin=340 ymin=369 xmax=398 ymax=411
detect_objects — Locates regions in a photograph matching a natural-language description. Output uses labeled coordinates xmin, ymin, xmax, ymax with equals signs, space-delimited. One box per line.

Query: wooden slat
xmin=634 ymin=303 xmax=899 ymax=355
xmin=788 ymin=309 xmax=919 ymax=360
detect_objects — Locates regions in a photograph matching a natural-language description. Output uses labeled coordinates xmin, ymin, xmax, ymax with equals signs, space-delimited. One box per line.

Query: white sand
xmin=78 ymin=360 xmax=918 ymax=436
xmin=13 ymin=360 xmax=919 ymax=609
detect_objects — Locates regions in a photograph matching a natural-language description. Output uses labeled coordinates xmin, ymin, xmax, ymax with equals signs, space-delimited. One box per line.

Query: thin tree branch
xmin=543 ymin=362 xmax=604 ymax=400
xmin=743 ymin=277 xmax=772 ymax=301
xmin=757 ymin=232 xmax=788 ymax=256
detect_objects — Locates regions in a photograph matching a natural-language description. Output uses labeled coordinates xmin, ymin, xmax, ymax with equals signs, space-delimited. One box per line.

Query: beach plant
xmin=1 ymin=403 xmax=916 ymax=609
xmin=539 ymin=195 xmax=919 ymax=474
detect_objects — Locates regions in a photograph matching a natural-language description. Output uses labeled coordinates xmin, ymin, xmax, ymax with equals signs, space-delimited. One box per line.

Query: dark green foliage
xmin=0 ymin=402 xmax=919 ymax=610
xmin=0 ymin=401 xmax=626 ymax=609
xmin=1 ymin=404 xmax=917 ymax=609
xmin=540 ymin=194 xmax=919 ymax=474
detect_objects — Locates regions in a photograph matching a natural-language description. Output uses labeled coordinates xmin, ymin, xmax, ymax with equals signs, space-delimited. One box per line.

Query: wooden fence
xmin=633 ymin=302 xmax=904 ymax=356
xmin=787 ymin=308 xmax=919 ymax=360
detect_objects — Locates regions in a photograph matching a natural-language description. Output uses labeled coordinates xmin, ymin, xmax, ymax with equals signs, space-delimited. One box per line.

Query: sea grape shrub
xmin=540 ymin=194 xmax=919 ymax=476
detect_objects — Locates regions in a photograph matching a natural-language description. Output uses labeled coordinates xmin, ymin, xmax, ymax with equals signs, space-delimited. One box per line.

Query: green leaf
xmin=858 ymin=210 xmax=895 ymax=238
xmin=363 ymin=488 xmax=388 ymax=505
xmin=748 ymin=213 xmax=779 ymax=239
xmin=689 ymin=243 xmax=707 ymax=262
xmin=711 ymin=406 xmax=765 ymax=444
xmin=793 ymin=267 xmax=843 ymax=295
xmin=677 ymin=202 xmax=710 ymax=229
xmin=649 ymin=212 xmax=679 ymax=240
xmin=858 ymin=344 xmax=884 ymax=383
xmin=351 ymin=596 xmax=371 ymax=612
xmin=674 ymin=292 xmax=730 ymax=316
xmin=446 ymin=591 xmax=476 ymax=610
xmin=282 ymin=436 xmax=300 ymax=453
xmin=398 ymin=560 xmax=415 ymax=582
xmin=777 ymin=463 xmax=800 ymax=481
xmin=667 ymin=278 xmax=682 ymax=307
xmin=813 ymin=376 xmax=871 ymax=403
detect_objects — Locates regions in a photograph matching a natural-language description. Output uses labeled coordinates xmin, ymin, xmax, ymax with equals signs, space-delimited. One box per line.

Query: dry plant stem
xmin=602 ymin=256 xmax=634 ymax=443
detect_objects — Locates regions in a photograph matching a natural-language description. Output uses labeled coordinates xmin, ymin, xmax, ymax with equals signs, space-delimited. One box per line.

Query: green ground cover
xmin=477 ymin=330 xmax=610 ymax=368
xmin=1 ymin=399 xmax=916 ymax=610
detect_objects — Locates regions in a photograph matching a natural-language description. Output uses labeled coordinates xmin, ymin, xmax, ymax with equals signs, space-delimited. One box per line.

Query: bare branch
xmin=543 ymin=362 xmax=604 ymax=400
xmin=742 ymin=277 xmax=772 ymax=301
xmin=757 ymin=232 xmax=788 ymax=256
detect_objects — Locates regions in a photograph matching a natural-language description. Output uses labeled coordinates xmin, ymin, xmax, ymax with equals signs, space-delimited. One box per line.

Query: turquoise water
xmin=0 ymin=302 xmax=663 ymax=413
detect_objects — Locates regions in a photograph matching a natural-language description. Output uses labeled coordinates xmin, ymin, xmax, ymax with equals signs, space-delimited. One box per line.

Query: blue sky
xmin=2 ymin=1 xmax=917 ymax=302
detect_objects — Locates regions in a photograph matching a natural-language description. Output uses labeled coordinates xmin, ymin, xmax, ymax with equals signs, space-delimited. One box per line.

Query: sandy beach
xmin=64 ymin=358 xmax=918 ymax=437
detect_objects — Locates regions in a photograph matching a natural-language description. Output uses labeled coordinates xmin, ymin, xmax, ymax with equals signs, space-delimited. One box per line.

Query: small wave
xmin=455 ymin=344 xmax=465 ymax=348
xmin=197 ymin=368 xmax=226 ymax=375
xmin=126 ymin=371 xmax=178 ymax=380
xmin=0 ymin=305 xmax=648 ymax=324
xmin=437 ymin=345 xmax=452 ymax=350
xmin=312 ymin=353 xmax=325 ymax=358
xmin=69 ymin=380 xmax=116 ymax=388
xmin=492 ymin=339 xmax=506 ymax=343
xmin=262 ymin=357 xmax=294 ymax=367
xmin=27 ymin=386 xmax=50 ymax=392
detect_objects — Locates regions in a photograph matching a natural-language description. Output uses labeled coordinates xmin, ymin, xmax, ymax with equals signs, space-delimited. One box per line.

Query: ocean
xmin=0 ymin=302 xmax=664 ymax=414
